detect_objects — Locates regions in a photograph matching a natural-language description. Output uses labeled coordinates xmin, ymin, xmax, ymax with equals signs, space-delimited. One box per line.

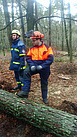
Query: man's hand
xmin=31 ymin=66 xmax=36 ymax=71
xmin=37 ymin=65 xmax=42 ymax=71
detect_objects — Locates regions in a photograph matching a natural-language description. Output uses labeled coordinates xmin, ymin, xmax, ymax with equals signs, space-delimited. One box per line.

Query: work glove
xmin=31 ymin=66 xmax=36 ymax=71
xmin=36 ymin=65 xmax=43 ymax=71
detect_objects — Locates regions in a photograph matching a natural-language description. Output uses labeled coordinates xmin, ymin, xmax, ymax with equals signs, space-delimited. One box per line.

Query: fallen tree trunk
xmin=0 ymin=90 xmax=77 ymax=137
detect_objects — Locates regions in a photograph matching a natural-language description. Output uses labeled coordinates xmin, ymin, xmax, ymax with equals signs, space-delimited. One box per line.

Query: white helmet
xmin=12 ymin=30 xmax=21 ymax=36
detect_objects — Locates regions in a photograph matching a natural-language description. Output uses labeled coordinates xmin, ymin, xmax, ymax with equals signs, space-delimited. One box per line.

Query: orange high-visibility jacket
xmin=26 ymin=41 xmax=54 ymax=69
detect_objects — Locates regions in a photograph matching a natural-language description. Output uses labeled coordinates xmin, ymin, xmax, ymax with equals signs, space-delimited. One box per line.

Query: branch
xmin=0 ymin=15 xmax=77 ymax=32
xmin=34 ymin=15 xmax=77 ymax=24
xmin=0 ymin=14 xmax=27 ymax=31
xmin=15 ymin=0 xmax=27 ymax=10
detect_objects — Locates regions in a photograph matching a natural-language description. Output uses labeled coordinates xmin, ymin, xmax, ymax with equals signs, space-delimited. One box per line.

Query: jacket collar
xmin=12 ymin=39 xmax=20 ymax=45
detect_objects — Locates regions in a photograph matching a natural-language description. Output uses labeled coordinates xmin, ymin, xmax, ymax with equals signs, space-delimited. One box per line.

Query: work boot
xmin=43 ymin=98 xmax=49 ymax=104
xmin=17 ymin=91 xmax=29 ymax=98
xmin=13 ymin=86 xmax=21 ymax=90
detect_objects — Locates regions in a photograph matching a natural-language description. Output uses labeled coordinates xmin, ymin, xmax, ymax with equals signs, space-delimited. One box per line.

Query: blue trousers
xmin=14 ymin=70 xmax=24 ymax=87
xmin=22 ymin=67 xmax=50 ymax=99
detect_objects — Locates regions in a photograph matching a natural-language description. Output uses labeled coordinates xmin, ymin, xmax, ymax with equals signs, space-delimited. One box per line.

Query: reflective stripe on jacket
xmin=26 ymin=41 xmax=54 ymax=69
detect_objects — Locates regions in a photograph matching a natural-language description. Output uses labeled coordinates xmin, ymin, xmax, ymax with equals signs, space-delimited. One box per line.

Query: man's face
xmin=32 ymin=39 xmax=40 ymax=46
xmin=12 ymin=33 xmax=19 ymax=40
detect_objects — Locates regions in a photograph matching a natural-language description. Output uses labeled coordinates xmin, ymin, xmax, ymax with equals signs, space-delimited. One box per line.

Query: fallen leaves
xmin=0 ymin=52 xmax=77 ymax=137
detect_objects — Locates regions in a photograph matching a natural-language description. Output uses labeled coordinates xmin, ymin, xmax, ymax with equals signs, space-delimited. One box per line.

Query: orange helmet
xmin=30 ymin=31 xmax=44 ymax=39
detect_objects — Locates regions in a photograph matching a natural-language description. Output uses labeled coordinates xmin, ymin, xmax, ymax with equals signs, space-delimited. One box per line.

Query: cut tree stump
xmin=0 ymin=90 xmax=77 ymax=137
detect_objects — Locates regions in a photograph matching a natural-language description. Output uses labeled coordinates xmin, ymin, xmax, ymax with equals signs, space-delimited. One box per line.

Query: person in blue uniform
xmin=9 ymin=30 xmax=26 ymax=90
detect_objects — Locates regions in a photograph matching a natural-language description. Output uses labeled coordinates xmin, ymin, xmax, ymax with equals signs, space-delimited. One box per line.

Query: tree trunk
xmin=61 ymin=0 xmax=64 ymax=51
xmin=35 ymin=0 xmax=38 ymax=30
xmin=62 ymin=3 xmax=70 ymax=55
xmin=49 ymin=0 xmax=51 ymax=46
xmin=68 ymin=3 xmax=72 ymax=62
xmin=64 ymin=18 xmax=70 ymax=55
xmin=27 ymin=0 xmax=34 ymax=31
xmin=0 ymin=90 xmax=77 ymax=137
xmin=17 ymin=0 xmax=26 ymax=45
xmin=26 ymin=0 xmax=34 ymax=47
xmin=2 ymin=0 xmax=12 ymax=47
xmin=12 ymin=0 xmax=14 ymax=30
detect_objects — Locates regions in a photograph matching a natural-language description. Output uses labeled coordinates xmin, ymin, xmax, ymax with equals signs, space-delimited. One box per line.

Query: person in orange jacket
xmin=17 ymin=31 xmax=54 ymax=104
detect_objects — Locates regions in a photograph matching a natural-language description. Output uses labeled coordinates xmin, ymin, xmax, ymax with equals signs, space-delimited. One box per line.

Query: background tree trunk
xmin=12 ymin=0 xmax=14 ymax=30
xmin=49 ymin=0 xmax=51 ymax=46
xmin=0 ymin=90 xmax=77 ymax=137
xmin=64 ymin=18 xmax=70 ymax=55
xmin=2 ymin=0 xmax=12 ymax=47
xmin=35 ymin=0 xmax=38 ymax=30
xmin=18 ymin=0 xmax=26 ymax=45
xmin=27 ymin=0 xmax=34 ymax=31
xmin=68 ymin=3 xmax=72 ymax=62
xmin=61 ymin=0 xmax=64 ymax=51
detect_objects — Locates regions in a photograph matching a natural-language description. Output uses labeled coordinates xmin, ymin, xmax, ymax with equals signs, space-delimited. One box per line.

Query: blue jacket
xmin=9 ymin=39 xmax=26 ymax=71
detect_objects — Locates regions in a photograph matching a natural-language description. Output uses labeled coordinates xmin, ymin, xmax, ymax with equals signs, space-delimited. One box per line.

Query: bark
xmin=0 ymin=90 xmax=77 ymax=137
xmin=35 ymin=0 xmax=38 ymax=30
xmin=49 ymin=0 xmax=51 ymax=46
xmin=61 ymin=0 xmax=64 ymax=51
xmin=2 ymin=0 xmax=12 ymax=47
xmin=64 ymin=18 xmax=70 ymax=55
xmin=68 ymin=3 xmax=72 ymax=62
xmin=17 ymin=0 xmax=26 ymax=45
xmin=27 ymin=0 xmax=34 ymax=31
xmin=12 ymin=0 xmax=14 ymax=30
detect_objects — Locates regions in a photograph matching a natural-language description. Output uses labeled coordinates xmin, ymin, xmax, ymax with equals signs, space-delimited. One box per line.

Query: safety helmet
xmin=30 ymin=31 xmax=44 ymax=39
xmin=11 ymin=30 xmax=21 ymax=36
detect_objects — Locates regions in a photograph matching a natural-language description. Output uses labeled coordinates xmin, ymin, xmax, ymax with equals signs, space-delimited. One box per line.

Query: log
xmin=0 ymin=90 xmax=77 ymax=137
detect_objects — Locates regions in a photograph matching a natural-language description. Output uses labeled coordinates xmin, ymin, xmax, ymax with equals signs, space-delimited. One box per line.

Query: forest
xmin=0 ymin=0 xmax=77 ymax=137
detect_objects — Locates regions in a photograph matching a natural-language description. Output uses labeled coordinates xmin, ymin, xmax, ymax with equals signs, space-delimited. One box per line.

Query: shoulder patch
xmin=22 ymin=49 xmax=25 ymax=53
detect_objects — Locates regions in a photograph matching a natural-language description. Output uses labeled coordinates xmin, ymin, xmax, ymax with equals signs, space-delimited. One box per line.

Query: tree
xmin=0 ymin=89 xmax=77 ymax=137
xmin=0 ymin=0 xmax=77 ymax=52
xmin=49 ymin=0 xmax=51 ymax=46
xmin=63 ymin=13 xmax=70 ymax=55
xmin=61 ymin=0 xmax=64 ymax=51
xmin=68 ymin=3 xmax=72 ymax=62
xmin=35 ymin=0 xmax=38 ymax=30
xmin=12 ymin=0 xmax=14 ymax=30
xmin=17 ymin=0 xmax=26 ymax=44
xmin=2 ymin=0 xmax=12 ymax=47
xmin=27 ymin=0 xmax=34 ymax=31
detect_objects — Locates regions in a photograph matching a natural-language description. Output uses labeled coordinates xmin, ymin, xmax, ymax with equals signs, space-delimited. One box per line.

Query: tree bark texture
xmin=2 ymin=0 xmax=12 ymax=46
xmin=0 ymin=90 xmax=77 ymax=137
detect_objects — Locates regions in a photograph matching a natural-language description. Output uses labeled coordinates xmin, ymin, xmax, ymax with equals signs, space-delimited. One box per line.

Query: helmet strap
xmin=14 ymin=34 xmax=19 ymax=41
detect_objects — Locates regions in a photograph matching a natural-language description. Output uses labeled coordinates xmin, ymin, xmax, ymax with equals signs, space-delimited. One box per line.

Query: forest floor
xmin=0 ymin=50 xmax=77 ymax=137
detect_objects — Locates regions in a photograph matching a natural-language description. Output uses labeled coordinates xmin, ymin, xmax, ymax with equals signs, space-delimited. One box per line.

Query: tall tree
xmin=27 ymin=0 xmax=34 ymax=31
xmin=35 ymin=0 xmax=38 ymax=30
xmin=61 ymin=0 xmax=64 ymax=51
xmin=63 ymin=7 xmax=70 ymax=55
xmin=68 ymin=3 xmax=72 ymax=62
xmin=2 ymin=0 xmax=12 ymax=47
xmin=17 ymin=0 xmax=26 ymax=44
xmin=12 ymin=0 xmax=14 ymax=30
xmin=49 ymin=0 xmax=51 ymax=46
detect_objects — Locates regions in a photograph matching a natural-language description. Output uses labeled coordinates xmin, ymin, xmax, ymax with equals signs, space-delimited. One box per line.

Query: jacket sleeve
xmin=18 ymin=42 xmax=26 ymax=70
xmin=40 ymin=46 xmax=54 ymax=69
xmin=41 ymin=54 xmax=54 ymax=69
